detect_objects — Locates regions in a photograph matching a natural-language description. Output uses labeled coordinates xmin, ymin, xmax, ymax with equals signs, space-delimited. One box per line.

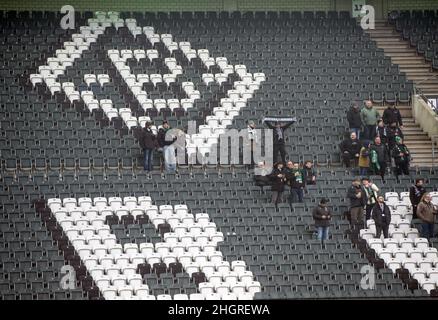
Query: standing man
xmin=139 ymin=121 xmax=157 ymax=172
xmin=386 ymin=122 xmax=404 ymax=154
xmin=269 ymin=162 xmax=287 ymax=209
xmin=417 ymin=193 xmax=438 ymax=240
xmin=391 ymin=137 xmax=411 ymax=177
xmin=360 ymin=100 xmax=381 ymax=142
xmin=361 ymin=177 xmax=379 ymax=221
xmin=370 ymin=136 xmax=389 ymax=182
xmin=382 ymin=104 xmax=403 ymax=128
xmin=371 ymin=195 xmax=392 ymax=239
xmin=286 ymin=162 xmax=305 ymax=204
xmin=347 ymin=179 xmax=365 ymax=228
xmin=157 ymin=120 xmax=177 ymax=172
xmin=347 ymin=102 xmax=362 ymax=140
xmin=247 ymin=120 xmax=258 ymax=168
xmin=263 ymin=118 xmax=295 ymax=164
xmin=409 ymin=178 xmax=426 ymax=219
xmin=312 ymin=198 xmax=332 ymax=243
xmin=339 ymin=132 xmax=362 ymax=168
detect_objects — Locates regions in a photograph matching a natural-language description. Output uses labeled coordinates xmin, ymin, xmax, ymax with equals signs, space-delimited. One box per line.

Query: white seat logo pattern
xmin=49 ymin=196 xmax=261 ymax=300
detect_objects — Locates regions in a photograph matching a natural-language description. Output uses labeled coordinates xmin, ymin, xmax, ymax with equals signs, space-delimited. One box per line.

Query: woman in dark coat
xmin=269 ymin=162 xmax=287 ymax=208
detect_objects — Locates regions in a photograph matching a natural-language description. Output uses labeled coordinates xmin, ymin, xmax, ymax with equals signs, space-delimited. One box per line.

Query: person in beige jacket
xmin=417 ymin=193 xmax=438 ymax=240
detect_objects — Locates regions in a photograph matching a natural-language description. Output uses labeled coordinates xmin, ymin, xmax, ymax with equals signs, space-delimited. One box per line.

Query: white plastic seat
xmin=415 ymin=238 xmax=430 ymax=250
xmin=198 ymin=282 xmax=214 ymax=295
xmin=246 ymin=281 xmax=261 ymax=295
xmin=387 ymin=258 xmax=403 ymax=272
xmin=101 ymin=287 xmax=117 ymax=300
xmin=239 ymin=271 xmax=254 ymax=285
xmin=424 ymin=247 xmax=438 ymax=259
xmin=173 ymin=294 xmax=189 ymax=300
xmin=189 ymin=293 xmax=204 ymax=300
xmin=232 ymin=261 xmax=247 ymax=274
xmin=207 ymin=272 xmax=223 ymax=285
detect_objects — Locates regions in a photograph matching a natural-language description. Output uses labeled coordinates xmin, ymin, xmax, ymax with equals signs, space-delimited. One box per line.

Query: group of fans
xmin=342 ymin=100 xmax=410 ymax=181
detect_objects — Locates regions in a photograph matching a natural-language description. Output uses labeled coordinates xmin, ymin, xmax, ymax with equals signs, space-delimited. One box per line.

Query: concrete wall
xmin=413 ymin=95 xmax=438 ymax=142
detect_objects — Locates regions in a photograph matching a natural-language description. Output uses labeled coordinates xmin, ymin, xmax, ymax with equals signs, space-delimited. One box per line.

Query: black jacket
xmin=375 ymin=126 xmax=387 ymax=144
xmin=285 ymin=168 xmax=305 ymax=189
xmin=139 ymin=128 xmax=157 ymax=150
xmin=265 ymin=122 xmax=293 ymax=145
xmin=313 ymin=205 xmax=332 ymax=227
xmin=409 ymin=185 xmax=426 ymax=207
xmin=383 ymin=107 xmax=403 ymax=126
xmin=371 ymin=202 xmax=391 ymax=226
xmin=340 ymin=138 xmax=361 ymax=155
xmin=347 ymin=107 xmax=362 ymax=128
xmin=370 ymin=143 xmax=389 ymax=162
xmin=157 ymin=128 xmax=176 ymax=148
xmin=268 ymin=168 xmax=287 ymax=192
xmin=303 ymin=167 xmax=316 ymax=185
xmin=387 ymin=127 xmax=404 ymax=146
xmin=391 ymin=143 xmax=411 ymax=163
xmin=347 ymin=185 xmax=365 ymax=208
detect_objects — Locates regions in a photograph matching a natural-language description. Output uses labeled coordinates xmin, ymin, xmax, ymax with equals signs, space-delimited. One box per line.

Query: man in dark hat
xmin=409 ymin=178 xmax=426 ymax=219
xmin=312 ymin=198 xmax=332 ymax=242
xmin=138 ymin=121 xmax=157 ymax=172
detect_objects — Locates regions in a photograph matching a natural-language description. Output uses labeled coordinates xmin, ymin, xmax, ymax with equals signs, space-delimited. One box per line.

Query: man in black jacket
xmin=347 ymin=179 xmax=365 ymax=228
xmin=386 ymin=122 xmax=404 ymax=153
xmin=392 ymin=136 xmax=411 ymax=177
xmin=347 ymin=103 xmax=362 ymax=140
xmin=409 ymin=178 xmax=426 ymax=219
xmin=139 ymin=122 xmax=157 ymax=172
xmin=264 ymin=118 xmax=295 ymax=164
xmin=382 ymin=104 xmax=403 ymax=128
xmin=268 ymin=162 xmax=287 ymax=209
xmin=370 ymin=136 xmax=389 ymax=181
xmin=339 ymin=132 xmax=362 ymax=168
xmin=312 ymin=198 xmax=332 ymax=242
xmin=371 ymin=195 xmax=391 ymax=238
xmin=286 ymin=162 xmax=305 ymax=204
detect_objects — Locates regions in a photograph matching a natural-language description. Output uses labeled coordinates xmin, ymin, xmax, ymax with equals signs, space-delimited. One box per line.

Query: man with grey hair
xmin=360 ymin=100 xmax=381 ymax=142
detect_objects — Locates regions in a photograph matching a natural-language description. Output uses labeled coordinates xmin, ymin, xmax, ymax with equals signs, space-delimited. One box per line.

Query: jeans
xmin=143 ymin=148 xmax=154 ymax=171
xmin=290 ymin=187 xmax=304 ymax=203
xmin=163 ymin=145 xmax=177 ymax=172
xmin=273 ymin=143 xmax=286 ymax=164
xmin=421 ymin=223 xmax=435 ymax=239
xmin=317 ymin=226 xmax=329 ymax=241
xmin=350 ymin=128 xmax=361 ymax=140
xmin=359 ymin=167 xmax=368 ymax=176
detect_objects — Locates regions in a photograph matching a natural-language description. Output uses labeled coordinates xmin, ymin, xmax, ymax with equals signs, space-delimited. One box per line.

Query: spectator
xmin=247 ymin=120 xmax=258 ymax=167
xmin=139 ymin=121 xmax=157 ymax=172
xmin=391 ymin=137 xmax=411 ymax=177
xmin=286 ymin=162 xmax=305 ymax=204
xmin=268 ymin=162 xmax=287 ymax=208
xmin=360 ymin=100 xmax=381 ymax=141
xmin=416 ymin=193 xmax=438 ymax=240
xmin=375 ymin=119 xmax=388 ymax=145
xmin=312 ymin=198 xmax=332 ymax=242
xmin=358 ymin=142 xmax=371 ymax=176
xmin=264 ymin=119 xmax=295 ymax=164
xmin=361 ymin=177 xmax=379 ymax=221
xmin=370 ymin=136 xmax=389 ymax=182
xmin=346 ymin=102 xmax=362 ymax=139
xmin=303 ymin=160 xmax=316 ymax=185
xmin=254 ymin=161 xmax=272 ymax=189
xmin=386 ymin=122 xmax=404 ymax=153
xmin=347 ymin=179 xmax=365 ymax=228
xmin=409 ymin=178 xmax=426 ymax=219
xmin=339 ymin=132 xmax=361 ymax=168
xmin=157 ymin=120 xmax=177 ymax=172
xmin=382 ymin=104 xmax=403 ymax=128
xmin=371 ymin=195 xmax=391 ymax=239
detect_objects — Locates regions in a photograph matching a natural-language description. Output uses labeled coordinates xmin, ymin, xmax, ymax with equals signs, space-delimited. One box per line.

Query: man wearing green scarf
xmin=392 ymin=136 xmax=411 ymax=177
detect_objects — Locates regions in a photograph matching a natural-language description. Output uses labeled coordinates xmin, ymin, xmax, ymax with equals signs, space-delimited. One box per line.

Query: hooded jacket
xmin=347 ymin=106 xmax=362 ymax=128
xmin=347 ymin=185 xmax=365 ymax=208
xmin=313 ymin=204 xmax=332 ymax=227
xmin=383 ymin=107 xmax=403 ymax=126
